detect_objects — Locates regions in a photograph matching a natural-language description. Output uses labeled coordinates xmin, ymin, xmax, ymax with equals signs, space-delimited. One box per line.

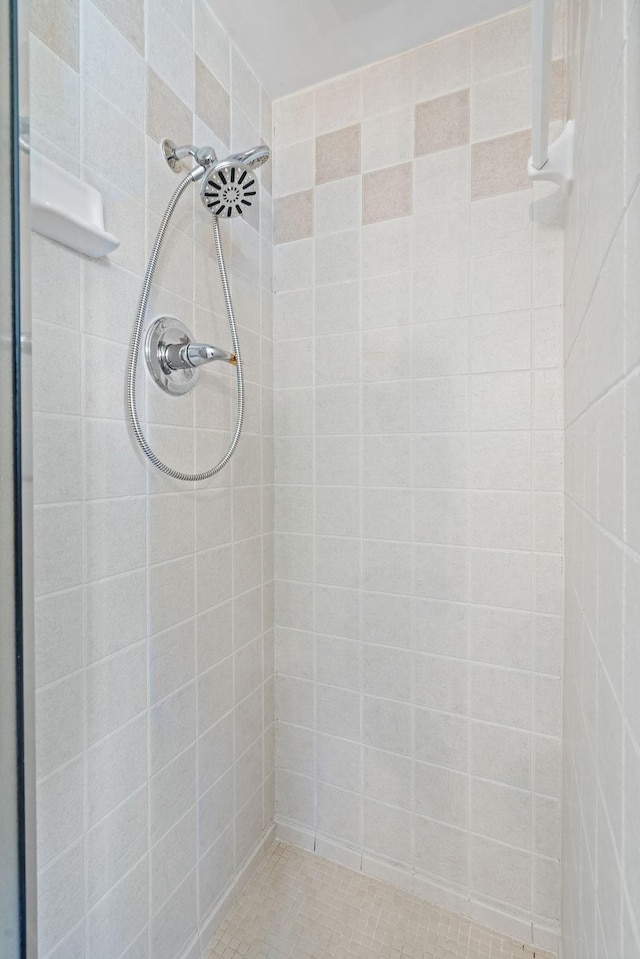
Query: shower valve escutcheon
xmin=145 ymin=316 xmax=235 ymax=396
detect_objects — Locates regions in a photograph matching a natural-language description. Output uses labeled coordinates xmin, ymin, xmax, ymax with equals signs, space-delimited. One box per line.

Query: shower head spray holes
xmin=200 ymin=159 xmax=257 ymax=218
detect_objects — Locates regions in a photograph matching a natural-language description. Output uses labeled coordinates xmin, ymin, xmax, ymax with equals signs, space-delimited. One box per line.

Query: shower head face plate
xmin=200 ymin=159 xmax=257 ymax=218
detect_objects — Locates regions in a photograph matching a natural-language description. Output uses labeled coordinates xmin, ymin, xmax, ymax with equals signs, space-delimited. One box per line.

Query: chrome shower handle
xmin=145 ymin=316 xmax=236 ymax=397
xmin=165 ymin=341 xmax=237 ymax=370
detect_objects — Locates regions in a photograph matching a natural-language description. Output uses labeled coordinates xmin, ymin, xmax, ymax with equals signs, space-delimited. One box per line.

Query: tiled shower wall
xmin=29 ymin=1 xmax=274 ymax=956
xmin=562 ymin=0 xmax=640 ymax=956
xmin=272 ymin=7 xmax=566 ymax=948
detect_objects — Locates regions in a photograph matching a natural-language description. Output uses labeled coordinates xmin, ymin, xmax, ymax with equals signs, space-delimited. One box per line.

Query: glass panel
xmin=0 ymin=0 xmax=35 ymax=955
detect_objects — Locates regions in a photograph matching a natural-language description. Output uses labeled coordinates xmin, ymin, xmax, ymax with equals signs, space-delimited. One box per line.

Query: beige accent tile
xmin=316 ymin=124 xmax=361 ymax=186
xmin=31 ymin=0 xmax=79 ymax=69
xmin=146 ymin=68 xmax=192 ymax=145
xmin=274 ymin=190 xmax=314 ymax=245
xmin=550 ymin=59 xmax=567 ymax=123
xmin=362 ymin=162 xmax=412 ymax=225
xmin=471 ymin=130 xmax=532 ymax=200
xmin=415 ymin=89 xmax=470 ymax=157
xmin=206 ymin=841 xmax=557 ymax=959
xmin=91 ymin=0 xmax=144 ymax=54
xmin=195 ymin=55 xmax=230 ymax=147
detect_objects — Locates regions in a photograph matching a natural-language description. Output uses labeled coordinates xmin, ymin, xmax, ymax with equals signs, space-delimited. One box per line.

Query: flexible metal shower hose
xmin=126 ymin=172 xmax=244 ymax=481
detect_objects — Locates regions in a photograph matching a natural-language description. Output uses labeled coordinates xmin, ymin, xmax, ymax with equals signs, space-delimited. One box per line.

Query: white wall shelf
xmin=29 ymin=148 xmax=119 ymax=258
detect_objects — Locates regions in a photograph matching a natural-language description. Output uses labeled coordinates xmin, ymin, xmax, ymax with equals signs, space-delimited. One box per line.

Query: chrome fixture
xmin=161 ymin=139 xmax=269 ymax=218
xmin=161 ymin=139 xmax=217 ymax=175
xmin=145 ymin=316 xmax=236 ymax=397
xmin=125 ymin=138 xmax=270 ymax=481
xmin=201 ymin=160 xmax=257 ymax=218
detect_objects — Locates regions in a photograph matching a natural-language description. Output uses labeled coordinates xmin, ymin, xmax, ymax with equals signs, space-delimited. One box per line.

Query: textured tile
xmin=471 ymin=130 xmax=532 ymax=199
xmin=195 ymin=55 xmax=230 ymax=146
xmin=31 ymin=0 xmax=79 ymax=68
xmin=316 ymin=124 xmax=361 ymax=185
xmin=206 ymin=842 xmax=556 ymax=959
xmin=91 ymin=0 xmax=144 ymax=54
xmin=415 ymin=89 xmax=470 ymax=156
xmin=414 ymin=31 xmax=471 ymax=102
xmin=274 ymin=189 xmax=314 ymax=244
xmin=147 ymin=66 xmax=192 ymax=144
xmin=362 ymin=162 xmax=412 ymax=224
xmin=471 ymin=7 xmax=531 ymax=83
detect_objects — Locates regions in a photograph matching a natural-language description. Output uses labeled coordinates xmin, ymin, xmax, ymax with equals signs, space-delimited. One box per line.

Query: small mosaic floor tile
xmin=207 ymin=842 xmax=556 ymax=959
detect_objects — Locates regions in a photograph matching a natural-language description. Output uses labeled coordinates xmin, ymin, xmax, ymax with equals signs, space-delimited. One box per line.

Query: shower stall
xmin=2 ymin=0 xmax=639 ymax=956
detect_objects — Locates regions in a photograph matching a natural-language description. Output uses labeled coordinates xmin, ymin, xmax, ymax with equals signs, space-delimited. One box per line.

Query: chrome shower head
xmin=199 ymin=145 xmax=270 ymax=218
xmin=230 ymin=145 xmax=270 ymax=169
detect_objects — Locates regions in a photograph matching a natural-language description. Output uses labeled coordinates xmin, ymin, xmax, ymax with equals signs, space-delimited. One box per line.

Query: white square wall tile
xmin=470 ymin=835 xmax=532 ymax=911
xmin=470 ymin=312 xmax=531 ymax=373
xmin=315 ymin=177 xmax=361 ymax=235
xmin=471 ymin=250 xmax=532 ymax=315
xmin=414 ymin=653 xmax=469 ymax=715
xmin=471 ymin=68 xmax=532 ymax=143
xmin=414 ymin=205 xmax=470 ymax=267
xmin=470 ymin=431 xmax=532 ymax=490
xmin=82 ymin=0 xmax=144 ymax=127
xmin=414 ymin=376 xmax=468 ymax=432
xmin=317 ymin=782 xmax=361 ymax=845
xmin=414 ymin=147 xmax=470 ymax=212
xmin=362 ymin=217 xmax=412 ymax=276
xmin=362 ymin=52 xmax=414 ymax=117
xmin=362 ymin=107 xmax=414 ymax=172
xmin=37 ymin=840 xmax=85 ymax=956
xmin=363 ymin=797 xmax=412 ymax=862
xmin=315 ymin=73 xmax=362 ymax=135
xmin=414 ymin=544 xmax=469 ymax=602
xmin=36 ymin=757 xmax=84 ymax=869
xmin=470 ymin=191 xmax=533 ymax=257
xmin=470 ymin=548 xmax=532 ymax=610
xmin=471 ymin=371 xmax=531 ymax=430
xmin=470 ymin=491 xmax=532 ymax=550
xmin=274 ymin=89 xmax=315 ymax=147
xmin=414 ymin=31 xmax=471 ymax=101
xmin=274 ymin=140 xmax=315 ymax=196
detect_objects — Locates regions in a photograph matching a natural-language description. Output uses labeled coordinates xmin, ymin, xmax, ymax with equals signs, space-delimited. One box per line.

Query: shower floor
xmin=206 ymin=842 xmax=555 ymax=959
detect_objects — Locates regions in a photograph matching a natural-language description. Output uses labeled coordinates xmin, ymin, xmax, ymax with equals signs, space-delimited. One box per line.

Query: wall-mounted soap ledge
xmin=30 ymin=148 xmax=119 ymax=258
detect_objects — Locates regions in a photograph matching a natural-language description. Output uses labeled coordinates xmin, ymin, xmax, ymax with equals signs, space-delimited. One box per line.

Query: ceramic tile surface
xmin=562 ymin=0 xmax=640 ymax=957
xmin=273 ymin=7 xmax=566 ymax=948
xmin=208 ymin=843 xmax=556 ymax=959
xmin=30 ymin=0 xmax=274 ymax=956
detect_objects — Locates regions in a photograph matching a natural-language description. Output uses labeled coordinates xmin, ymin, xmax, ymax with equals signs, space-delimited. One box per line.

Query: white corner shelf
xmin=30 ymin=148 xmax=119 ymax=259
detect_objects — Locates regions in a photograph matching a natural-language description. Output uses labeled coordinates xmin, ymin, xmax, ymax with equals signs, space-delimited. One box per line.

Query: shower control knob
xmin=145 ymin=316 xmax=234 ymax=396
xmin=176 ymin=343 xmax=237 ymax=369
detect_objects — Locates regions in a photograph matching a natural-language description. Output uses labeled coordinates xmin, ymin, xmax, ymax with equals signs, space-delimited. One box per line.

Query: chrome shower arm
xmin=162 ymin=139 xmax=217 ymax=177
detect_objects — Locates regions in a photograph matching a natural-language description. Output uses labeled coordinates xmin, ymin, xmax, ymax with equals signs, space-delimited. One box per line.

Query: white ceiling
xmin=208 ymin=0 xmax=527 ymax=99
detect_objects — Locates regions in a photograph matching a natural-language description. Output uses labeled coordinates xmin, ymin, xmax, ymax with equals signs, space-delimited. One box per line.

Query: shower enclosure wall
xmin=29 ymin=2 xmax=274 ymax=955
xmin=562 ymin=1 xmax=640 ymax=957
xmin=25 ymin=0 xmax=640 ymax=956
xmin=272 ymin=8 xmax=565 ymax=949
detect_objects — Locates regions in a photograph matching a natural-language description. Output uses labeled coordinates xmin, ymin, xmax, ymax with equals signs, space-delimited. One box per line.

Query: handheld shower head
xmin=199 ymin=145 xmax=270 ymax=218
xmin=230 ymin=145 xmax=270 ymax=169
